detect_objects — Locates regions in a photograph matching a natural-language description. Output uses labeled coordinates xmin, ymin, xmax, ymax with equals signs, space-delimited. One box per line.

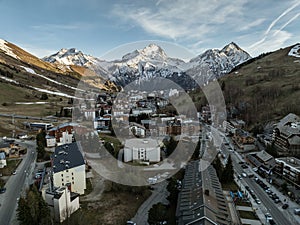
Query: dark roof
xmin=176 ymin=161 xmax=230 ymax=225
xmin=0 ymin=141 xmax=10 ymax=148
xmin=52 ymin=142 xmax=84 ymax=173
xmin=48 ymin=122 xmax=79 ymax=132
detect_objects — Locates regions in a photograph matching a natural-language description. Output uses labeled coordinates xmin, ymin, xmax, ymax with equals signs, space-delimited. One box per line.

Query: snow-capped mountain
xmin=98 ymin=44 xmax=188 ymax=86
xmin=43 ymin=42 xmax=251 ymax=89
xmin=43 ymin=48 xmax=101 ymax=67
xmin=186 ymin=42 xmax=251 ymax=82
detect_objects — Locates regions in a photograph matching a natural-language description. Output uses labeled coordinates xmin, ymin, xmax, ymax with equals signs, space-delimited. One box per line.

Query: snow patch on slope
xmin=0 ymin=39 xmax=19 ymax=59
xmin=19 ymin=66 xmax=85 ymax=92
xmin=288 ymin=44 xmax=300 ymax=58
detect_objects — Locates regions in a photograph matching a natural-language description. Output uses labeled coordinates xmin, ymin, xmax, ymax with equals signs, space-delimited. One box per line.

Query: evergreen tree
xmin=17 ymin=186 xmax=52 ymax=225
xmin=164 ymin=136 xmax=178 ymax=156
xmin=221 ymin=155 xmax=234 ymax=183
xmin=191 ymin=140 xmax=200 ymax=160
xmin=36 ymin=131 xmax=46 ymax=160
xmin=148 ymin=203 xmax=168 ymax=225
xmin=214 ymin=156 xmax=223 ymax=179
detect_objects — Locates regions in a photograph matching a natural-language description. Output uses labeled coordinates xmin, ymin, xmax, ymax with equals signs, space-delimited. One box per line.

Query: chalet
xmin=233 ymin=129 xmax=256 ymax=151
xmin=273 ymin=113 xmax=300 ymax=156
xmin=246 ymin=150 xmax=275 ymax=173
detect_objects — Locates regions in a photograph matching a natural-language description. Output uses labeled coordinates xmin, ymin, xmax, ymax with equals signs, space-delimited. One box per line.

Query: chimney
xmin=204 ymin=189 xmax=209 ymax=196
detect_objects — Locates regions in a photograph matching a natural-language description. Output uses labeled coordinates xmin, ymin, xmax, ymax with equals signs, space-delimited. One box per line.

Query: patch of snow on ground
xmin=15 ymin=102 xmax=48 ymax=105
xmin=0 ymin=39 xmax=19 ymax=59
xmin=20 ymin=66 xmax=85 ymax=92
xmin=288 ymin=44 xmax=300 ymax=58
xmin=0 ymin=75 xmax=83 ymax=99
xmin=0 ymin=75 xmax=19 ymax=84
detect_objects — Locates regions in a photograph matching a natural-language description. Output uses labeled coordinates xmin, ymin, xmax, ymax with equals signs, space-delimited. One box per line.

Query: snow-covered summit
xmin=43 ymin=42 xmax=251 ymax=88
xmin=43 ymin=48 xmax=100 ymax=67
xmin=187 ymin=42 xmax=251 ymax=79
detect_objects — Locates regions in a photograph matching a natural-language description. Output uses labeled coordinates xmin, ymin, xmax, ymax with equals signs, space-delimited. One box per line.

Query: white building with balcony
xmin=124 ymin=138 xmax=160 ymax=163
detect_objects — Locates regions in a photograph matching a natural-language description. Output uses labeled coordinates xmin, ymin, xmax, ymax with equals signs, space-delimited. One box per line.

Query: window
xmin=72 ymin=181 xmax=74 ymax=184
xmin=72 ymin=177 xmax=74 ymax=180
xmin=62 ymin=179 xmax=64 ymax=182
xmin=61 ymin=174 xmax=63 ymax=177
xmin=66 ymin=170 xmax=69 ymax=172
xmin=62 ymin=183 xmax=64 ymax=186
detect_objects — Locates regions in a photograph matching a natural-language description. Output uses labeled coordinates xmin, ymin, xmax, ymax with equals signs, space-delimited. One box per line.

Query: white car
xmin=242 ymin=173 xmax=247 ymax=177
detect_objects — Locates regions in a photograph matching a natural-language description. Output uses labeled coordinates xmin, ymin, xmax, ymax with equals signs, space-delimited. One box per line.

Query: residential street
xmin=0 ymin=139 xmax=37 ymax=225
xmin=131 ymin=181 xmax=169 ymax=225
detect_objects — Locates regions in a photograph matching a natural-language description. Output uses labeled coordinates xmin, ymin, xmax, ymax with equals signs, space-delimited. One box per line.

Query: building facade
xmin=124 ymin=138 xmax=160 ymax=163
xmin=273 ymin=113 xmax=300 ymax=156
xmin=52 ymin=143 xmax=86 ymax=195
xmin=43 ymin=186 xmax=80 ymax=223
xmin=275 ymin=157 xmax=300 ymax=186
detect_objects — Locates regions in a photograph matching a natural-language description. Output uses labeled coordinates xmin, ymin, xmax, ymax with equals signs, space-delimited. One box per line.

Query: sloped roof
xmin=289 ymin=135 xmax=300 ymax=145
xmin=278 ymin=113 xmax=300 ymax=128
xmin=255 ymin=150 xmax=273 ymax=162
xmin=52 ymin=142 xmax=84 ymax=173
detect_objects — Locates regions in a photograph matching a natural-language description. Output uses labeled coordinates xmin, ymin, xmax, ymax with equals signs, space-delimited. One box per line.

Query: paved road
xmin=0 ymin=113 xmax=57 ymax=122
xmin=229 ymin=150 xmax=296 ymax=225
xmin=131 ymin=181 xmax=169 ymax=225
xmin=0 ymin=140 xmax=37 ymax=225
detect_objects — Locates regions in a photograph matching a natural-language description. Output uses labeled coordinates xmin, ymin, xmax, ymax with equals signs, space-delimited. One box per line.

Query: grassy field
xmin=0 ymin=159 xmax=22 ymax=176
xmin=65 ymin=188 xmax=151 ymax=225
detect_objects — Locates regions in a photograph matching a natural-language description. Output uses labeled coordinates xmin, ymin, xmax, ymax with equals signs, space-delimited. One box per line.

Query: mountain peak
xmin=221 ymin=42 xmax=242 ymax=53
xmin=43 ymin=48 xmax=97 ymax=66
xmin=121 ymin=43 xmax=168 ymax=62
xmin=139 ymin=43 xmax=167 ymax=58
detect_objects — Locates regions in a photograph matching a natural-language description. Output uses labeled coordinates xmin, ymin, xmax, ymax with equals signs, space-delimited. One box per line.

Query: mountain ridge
xmin=43 ymin=42 xmax=251 ymax=88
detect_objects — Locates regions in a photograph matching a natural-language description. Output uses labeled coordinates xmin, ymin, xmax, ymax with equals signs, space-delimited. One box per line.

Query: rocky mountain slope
xmin=44 ymin=42 xmax=251 ymax=89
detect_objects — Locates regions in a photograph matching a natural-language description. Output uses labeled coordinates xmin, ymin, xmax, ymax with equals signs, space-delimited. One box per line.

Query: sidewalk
xmin=254 ymin=173 xmax=300 ymax=224
xmin=223 ymin=191 xmax=241 ymax=225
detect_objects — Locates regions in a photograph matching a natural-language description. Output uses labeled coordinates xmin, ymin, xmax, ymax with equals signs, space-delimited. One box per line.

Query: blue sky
xmin=0 ymin=0 xmax=299 ymax=60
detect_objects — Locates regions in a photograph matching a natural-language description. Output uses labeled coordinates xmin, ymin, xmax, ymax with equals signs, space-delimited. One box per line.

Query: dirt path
xmin=81 ymin=169 xmax=105 ymax=202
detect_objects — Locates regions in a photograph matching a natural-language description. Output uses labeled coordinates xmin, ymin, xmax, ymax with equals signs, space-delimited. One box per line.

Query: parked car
xmin=294 ymin=208 xmax=300 ymax=215
xmin=126 ymin=221 xmax=137 ymax=225
xmin=255 ymin=198 xmax=261 ymax=204
xmin=241 ymin=164 xmax=248 ymax=169
xmin=242 ymin=173 xmax=247 ymax=177
xmin=282 ymin=204 xmax=289 ymax=209
xmin=0 ymin=187 xmax=6 ymax=194
xmin=12 ymin=170 xmax=17 ymax=175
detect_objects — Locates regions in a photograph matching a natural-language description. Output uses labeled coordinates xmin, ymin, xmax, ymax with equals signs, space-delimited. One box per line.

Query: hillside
xmin=191 ymin=44 xmax=300 ymax=128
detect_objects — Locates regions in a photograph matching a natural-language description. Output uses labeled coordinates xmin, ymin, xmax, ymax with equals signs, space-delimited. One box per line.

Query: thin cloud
xmin=274 ymin=12 xmax=300 ymax=36
xmin=112 ymin=0 xmax=247 ymax=41
xmin=264 ymin=0 xmax=300 ymax=36
xmin=248 ymin=30 xmax=292 ymax=56
xmin=31 ymin=23 xmax=81 ymax=31
xmin=249 ymin=1 xmax=300 ymax=50
xmin=239 ymin=18 xmax=266 ymax=31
